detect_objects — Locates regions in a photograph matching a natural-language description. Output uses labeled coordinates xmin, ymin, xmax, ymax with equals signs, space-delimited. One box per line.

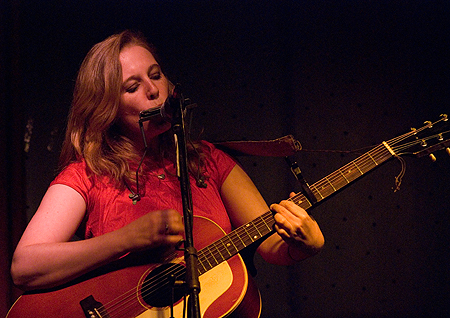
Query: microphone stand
xmin=170 ymin=93 xmax=201 ymax=318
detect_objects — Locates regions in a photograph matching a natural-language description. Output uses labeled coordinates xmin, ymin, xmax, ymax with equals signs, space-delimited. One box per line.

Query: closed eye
xmin=149 ymin=72 xmax=162 ymax=80
xmin=125 ymin=84 xmax=139 ymax=93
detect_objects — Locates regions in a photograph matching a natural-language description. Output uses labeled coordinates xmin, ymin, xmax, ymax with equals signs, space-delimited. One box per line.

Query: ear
xmin=168 ymin=80 xmax=175 ymax=93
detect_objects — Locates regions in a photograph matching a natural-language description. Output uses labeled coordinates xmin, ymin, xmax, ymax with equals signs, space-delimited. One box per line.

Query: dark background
xmin=1 ymin=0 xmax=449 ymax=317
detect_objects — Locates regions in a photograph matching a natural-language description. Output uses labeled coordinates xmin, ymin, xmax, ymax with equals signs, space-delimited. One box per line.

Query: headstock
xmin=389 ymin=114 xmax=450 ymax=161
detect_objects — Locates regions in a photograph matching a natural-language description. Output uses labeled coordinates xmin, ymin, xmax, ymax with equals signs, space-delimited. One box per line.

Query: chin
xmin=144 ymin=120 xmax=171 ymax=140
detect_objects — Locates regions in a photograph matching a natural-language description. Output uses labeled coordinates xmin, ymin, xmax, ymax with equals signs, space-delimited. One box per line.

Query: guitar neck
xmin=197 ymin=141 xmax=395 ymax=273
xmin=291 ymin=141 xmax=395 ymax=208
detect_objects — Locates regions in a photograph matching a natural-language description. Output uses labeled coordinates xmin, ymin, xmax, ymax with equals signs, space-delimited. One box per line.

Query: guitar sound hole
xmin=141 ymin=263 xmax=186 ymax=308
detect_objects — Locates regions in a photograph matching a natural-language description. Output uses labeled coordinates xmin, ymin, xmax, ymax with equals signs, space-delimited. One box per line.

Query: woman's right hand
xmin=119 ymin=209 xmax=185 ymax=253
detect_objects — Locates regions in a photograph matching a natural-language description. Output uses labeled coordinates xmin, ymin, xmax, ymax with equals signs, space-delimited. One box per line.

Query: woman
xmin=11 ymin=30 xmax=324 ymax=314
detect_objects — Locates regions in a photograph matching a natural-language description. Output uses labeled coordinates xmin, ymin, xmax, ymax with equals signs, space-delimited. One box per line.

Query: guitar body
xmin=7 ymin=216 xmax=261 ymax=318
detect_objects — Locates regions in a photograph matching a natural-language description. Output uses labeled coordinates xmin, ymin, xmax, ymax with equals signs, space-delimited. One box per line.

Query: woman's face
xmin=118 ymin=44 xmax=171 ymax=147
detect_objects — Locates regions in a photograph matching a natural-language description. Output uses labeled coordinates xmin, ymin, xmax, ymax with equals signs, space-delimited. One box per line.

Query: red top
xmin=51 ymin=141 xmax=236 ymax=239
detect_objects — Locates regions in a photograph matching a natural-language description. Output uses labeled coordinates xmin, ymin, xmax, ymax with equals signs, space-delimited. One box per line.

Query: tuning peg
xmin=446 ymin=147 xmax=450 ymax=156
xmin=424 ymin=120 xmax=433 ymax=128
xmin=429 ymin=154 xmax=437 ymax=162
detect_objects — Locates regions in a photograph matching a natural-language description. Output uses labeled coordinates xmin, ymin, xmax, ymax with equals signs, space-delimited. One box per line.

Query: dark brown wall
xmin=3 ymin=1 xmax=449 ymax=317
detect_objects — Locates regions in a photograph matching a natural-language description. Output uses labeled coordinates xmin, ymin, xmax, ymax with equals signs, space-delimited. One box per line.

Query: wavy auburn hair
xmin=59 ymin=30 xmax=206 ymax=189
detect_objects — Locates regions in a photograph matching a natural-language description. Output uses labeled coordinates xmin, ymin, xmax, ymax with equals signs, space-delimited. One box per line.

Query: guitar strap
xmin=214 ymin=135 xmax=302 ymax=157
xmin=215 ymin=135 xmax=317 ymax=208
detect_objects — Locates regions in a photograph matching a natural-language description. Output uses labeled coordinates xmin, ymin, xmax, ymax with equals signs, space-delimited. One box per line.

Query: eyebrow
xmin=122 ymin=64 xmax=161 ymax=85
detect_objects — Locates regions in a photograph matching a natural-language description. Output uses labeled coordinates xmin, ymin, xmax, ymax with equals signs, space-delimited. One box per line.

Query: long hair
xmin=59 ymin=30 xmax=206 ymax=189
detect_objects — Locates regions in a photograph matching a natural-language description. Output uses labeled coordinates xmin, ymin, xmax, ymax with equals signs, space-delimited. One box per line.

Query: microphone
xmin=139 ymin=84 xmax=183 ymax=123
xmin=160 ymin=84 xmax=183 ymax=122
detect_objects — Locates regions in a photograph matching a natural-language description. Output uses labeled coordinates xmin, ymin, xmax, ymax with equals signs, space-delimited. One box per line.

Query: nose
xmin=145 ymin=79 xmax=159 ymax=100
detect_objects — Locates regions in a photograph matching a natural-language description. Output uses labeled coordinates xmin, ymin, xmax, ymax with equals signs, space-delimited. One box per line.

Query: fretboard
xmin=290 ymin=141 xmax=395 ymax=208
xmin=197 ymin=212 xmax=275 ymax=275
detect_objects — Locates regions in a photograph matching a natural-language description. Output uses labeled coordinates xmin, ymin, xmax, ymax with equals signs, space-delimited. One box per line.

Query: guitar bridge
xmin=80 ymin=295 xmax=108 ymax=318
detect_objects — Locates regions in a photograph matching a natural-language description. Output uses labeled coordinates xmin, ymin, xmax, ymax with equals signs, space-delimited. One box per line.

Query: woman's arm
xmin=220 ymin=165 xmax=324 ymax=265
xmin=11 ymin=184 xmax=184 ymax=290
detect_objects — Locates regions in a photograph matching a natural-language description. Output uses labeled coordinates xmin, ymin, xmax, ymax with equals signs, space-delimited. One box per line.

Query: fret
xmin=223 ymin=235 xmax=238 ymax=254
xmin=261 ymin=212 xmax=275 ymax=230
xmin=197 ymin=213 xmax=277 ymax=275
xmin=324 ymin=176 xmax=337 ymax=191
xmin=352 ymin=161 xmax=364 ymax=175
xmin=208 ymin=244 xmax=220 ymax=265
xmin=312 ymin=181 xmax=334 ymax=198
xmin=239 ymin=222 xmax=258 ymax=247
xmin=371 ymin=153 xmax=387 ymax=165
xmin=252 ymin=218 xmax=262 ymax=237
xmin=371 ymin=147 xmax=392 ymax=165
xmin=308 ymin=153 xmax=379 ymax=204
xmin=203 ymin=249 xmax=213 ymax=268
xmin=219 ymin=238 xmax=233 ymax=257
xmin=367 ymin=152 xmax=378 ymax=165
xmin=229 ymin=230 xmax=246 ymax=251
xmin=300 ymin=199 xmax=313 ymax=209
xmin=345 ymin=166 xmax=362 ymax=181
xmin=199 ymin=259 xmax=212 ymax=273
xmin=355 ymin=157 xmax=373 ymax=174
xmin=249 ymin=221 xmax=263 ymax=240
xmin=212 ymin=242 xmax=224 ymax=259
xmin=327 ymin=171 xmax=350 ymax=191
xmin=311 ymin=184 xmax=325 ymax=199
xmin=215 ymin=244 xmax=226 ymax=261
xmin=197 ymin=258 xmax=207 ymax=274
xmin=291 ymin=193 xmax=313 ymax=209
xmin=242 ymin=223 xmax=255 ymax=243
xmin=338 ymin=168 xmax=349 ymax=183
xmin=355 ymin=153 xmax=380 ymax=174
xmin=339 ymin=163 xmax=360 ymax=183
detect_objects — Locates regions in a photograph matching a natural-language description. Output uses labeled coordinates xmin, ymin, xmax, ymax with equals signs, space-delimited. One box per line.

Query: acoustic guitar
xmin=7 ymin=114 xmax=449 ymax=318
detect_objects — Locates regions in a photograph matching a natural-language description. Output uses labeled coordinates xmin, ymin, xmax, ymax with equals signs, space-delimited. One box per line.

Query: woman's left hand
xmin=270 ymin=194 xmax=324 ymax=257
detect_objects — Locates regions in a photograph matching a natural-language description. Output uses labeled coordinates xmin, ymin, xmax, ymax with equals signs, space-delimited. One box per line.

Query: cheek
xmin=117 ymin=99 xmax=140 ymax=131
xmin=159 ymin=77 xmax=171 ymax=97
xmin=119 ymin=95 xmax=141 ymax=117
